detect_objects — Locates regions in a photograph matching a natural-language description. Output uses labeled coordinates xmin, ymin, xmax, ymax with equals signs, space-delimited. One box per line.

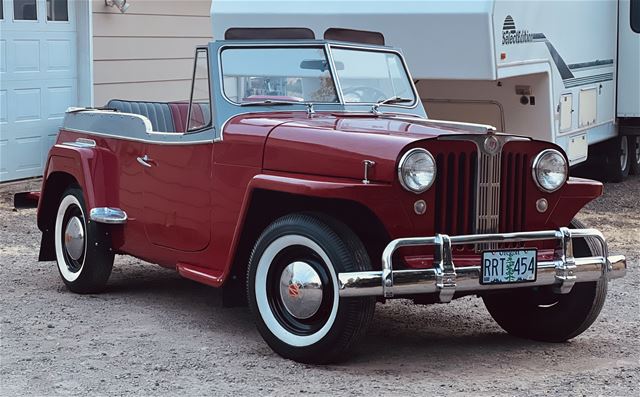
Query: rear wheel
xmin=247 ymin=213 xmax=375 ymax=363
xmin=482 ymin=219 xmax=608 ymax=342
xmin=54 ymin=187 xmax=114 ymax=293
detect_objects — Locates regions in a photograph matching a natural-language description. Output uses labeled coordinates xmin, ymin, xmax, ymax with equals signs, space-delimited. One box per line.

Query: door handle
xmin=136 ymin=155 xmax=155 ymax=168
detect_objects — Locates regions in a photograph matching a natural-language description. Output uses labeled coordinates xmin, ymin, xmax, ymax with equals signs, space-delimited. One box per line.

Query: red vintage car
xmin=34 ymin=37 xmax=626 ymax=363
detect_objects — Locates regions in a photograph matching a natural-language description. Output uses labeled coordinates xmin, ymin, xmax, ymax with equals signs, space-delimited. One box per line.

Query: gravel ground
xmin=1 ymin=176 xmax=638 ymax=396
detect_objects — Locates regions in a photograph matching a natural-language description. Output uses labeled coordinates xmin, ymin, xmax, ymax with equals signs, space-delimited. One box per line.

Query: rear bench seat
xmin=106 ymin=99 xmax=210 ymax=133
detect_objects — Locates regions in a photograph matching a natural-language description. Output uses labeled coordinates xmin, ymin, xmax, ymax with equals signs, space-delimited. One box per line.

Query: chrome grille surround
xmin=438 ymin=134 xmax=529 ymax=250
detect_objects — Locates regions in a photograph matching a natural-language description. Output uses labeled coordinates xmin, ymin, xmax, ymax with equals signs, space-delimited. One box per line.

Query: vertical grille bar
xmin=475 ymin=151 xmax=501 ymax=250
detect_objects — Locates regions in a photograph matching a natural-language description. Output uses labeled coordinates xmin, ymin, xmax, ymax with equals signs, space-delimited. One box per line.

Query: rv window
xmin=632 ymin=0 xmax=640 ymax=33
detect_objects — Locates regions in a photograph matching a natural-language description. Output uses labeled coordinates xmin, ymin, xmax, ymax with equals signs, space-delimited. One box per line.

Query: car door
xmin=140 ymin=48 xmax=214 ymax=252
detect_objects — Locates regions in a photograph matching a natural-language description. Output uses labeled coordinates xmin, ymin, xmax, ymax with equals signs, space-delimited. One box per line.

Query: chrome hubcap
xmin=64 ymin=216 xmax=84 ymax=261
xmin=279 ymin=261 xmax=323 ymax=319
xmin=634 ymin=137 xmax=640 ymax=165
xmin=620 ymin=136 xmax=629 ymax=170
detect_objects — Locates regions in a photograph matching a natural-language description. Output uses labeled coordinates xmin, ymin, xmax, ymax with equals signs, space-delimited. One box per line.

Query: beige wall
xmin=92 ymin=0 xmax=212 ymax=106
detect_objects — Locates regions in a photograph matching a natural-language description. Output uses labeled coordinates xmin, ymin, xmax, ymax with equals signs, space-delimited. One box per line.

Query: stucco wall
xmin=92 ymin=0 xmax=212 ymax=106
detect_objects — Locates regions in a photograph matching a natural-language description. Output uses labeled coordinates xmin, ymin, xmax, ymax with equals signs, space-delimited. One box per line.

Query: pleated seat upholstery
xmin=106 ymin=99 xmax=175 ymax=132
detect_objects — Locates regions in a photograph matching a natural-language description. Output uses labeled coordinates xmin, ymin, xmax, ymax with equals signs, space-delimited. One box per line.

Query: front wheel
xmin=482 ymin=219 xmax=608 ymax=342
xmin=247 ymin=213 xmax=375 ymax=364
xmin=54 ymin=187 xmax=114 ymax=293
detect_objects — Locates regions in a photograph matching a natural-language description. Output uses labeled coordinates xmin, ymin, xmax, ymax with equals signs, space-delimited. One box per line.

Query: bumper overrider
xmin=338 ymin=228 xmax=627 ymax=301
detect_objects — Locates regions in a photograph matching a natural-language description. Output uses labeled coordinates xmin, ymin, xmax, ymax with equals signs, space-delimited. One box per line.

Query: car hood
xmin=263 ymin=113 xmax=488 ymax=183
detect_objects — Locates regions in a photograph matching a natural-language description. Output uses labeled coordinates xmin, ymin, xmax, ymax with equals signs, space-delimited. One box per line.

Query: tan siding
xmin=94 ymin=81 xmax=192 ymax=106
xmin=92 ymin=0 xmax=212 ymax=105
xmin=94 ymin=58 xmax=196 ymax=84
xmin=92 ymin=0 xmax=211 ymax=16
xmin=93 ymin=14 xmax=211 ymax=37
xmin=93 ymin=37 xmax=208 ymax=60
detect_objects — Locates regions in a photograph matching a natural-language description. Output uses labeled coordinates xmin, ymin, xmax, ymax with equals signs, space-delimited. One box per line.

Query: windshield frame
xmin=216 ymin=41 xmax=420 ymax=110
xmin=327 ymin=43 xmax=419 ymax=109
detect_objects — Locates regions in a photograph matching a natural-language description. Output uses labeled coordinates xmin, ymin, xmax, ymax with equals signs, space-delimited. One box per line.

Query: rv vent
xmin=224 ymin=27 xmax=315 ymax=40
xmin=324 ymin=28 xmax=385 ymax=45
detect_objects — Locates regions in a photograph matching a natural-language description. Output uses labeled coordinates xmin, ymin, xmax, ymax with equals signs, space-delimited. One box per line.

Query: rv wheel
xmin=602 ymin=136 xmax=630 ymax=182
xmin=629 ymin=135 xmax=640 ymax=175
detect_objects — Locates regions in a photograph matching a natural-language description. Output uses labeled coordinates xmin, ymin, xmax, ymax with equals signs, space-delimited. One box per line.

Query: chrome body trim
xmin=384 ymin=115 xmax=498 ymax=134
xmin=89 ymin=207 xmax=128 ymax=224
xmin=62 ymin=128 xmax=214 ymax=146
xmin=339 ymin=228 xmax=626 ymax=299
xmin=531 ymin=148 xmax=569 ymax=193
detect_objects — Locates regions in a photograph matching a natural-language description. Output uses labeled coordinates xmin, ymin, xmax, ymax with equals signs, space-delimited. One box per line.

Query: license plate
xmin=481 ymin=249 xmax=537 ymax=284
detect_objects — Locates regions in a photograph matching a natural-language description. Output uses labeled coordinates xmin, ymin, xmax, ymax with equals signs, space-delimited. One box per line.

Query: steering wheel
xmin=342 ymin=86 xmax=388 ymax=103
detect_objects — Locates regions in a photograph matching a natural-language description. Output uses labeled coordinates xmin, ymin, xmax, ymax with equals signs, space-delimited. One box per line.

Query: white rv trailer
xmin=211 ymin=0 xmax=640 ymax=181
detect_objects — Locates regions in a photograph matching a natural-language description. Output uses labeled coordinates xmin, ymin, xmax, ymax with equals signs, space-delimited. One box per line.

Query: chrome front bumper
xmin=338 ymin=228 xmax=627 ymax=301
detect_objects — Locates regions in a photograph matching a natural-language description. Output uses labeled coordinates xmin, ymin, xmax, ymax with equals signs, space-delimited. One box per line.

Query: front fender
xmin=223 ymin=172 xmax=412 ymax=280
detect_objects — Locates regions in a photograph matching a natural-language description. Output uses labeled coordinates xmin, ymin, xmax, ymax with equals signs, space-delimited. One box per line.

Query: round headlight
xmin=398 ymin=148 xmax=436 ymax=193
xmin=533 ymin=149 xmax=568 ymax=192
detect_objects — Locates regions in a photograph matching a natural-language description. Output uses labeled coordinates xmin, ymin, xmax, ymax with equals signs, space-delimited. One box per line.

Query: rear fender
xmin=37 ymin=143 xmax=120 ymax=260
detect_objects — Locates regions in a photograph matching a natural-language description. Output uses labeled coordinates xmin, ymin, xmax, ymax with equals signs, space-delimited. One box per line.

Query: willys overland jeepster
xmin=34 ymin=36 xmax=627 ymax=363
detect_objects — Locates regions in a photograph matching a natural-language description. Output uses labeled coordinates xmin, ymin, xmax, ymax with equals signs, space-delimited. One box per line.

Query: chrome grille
xmin=435 ymin=135 xmax=530 ymax=252
xmin=475 ymin=151 xmax=501 ymax=250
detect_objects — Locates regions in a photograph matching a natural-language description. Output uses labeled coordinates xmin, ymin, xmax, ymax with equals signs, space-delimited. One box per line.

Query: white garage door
xmin=0 ymin=0 xmax=77 ymax=182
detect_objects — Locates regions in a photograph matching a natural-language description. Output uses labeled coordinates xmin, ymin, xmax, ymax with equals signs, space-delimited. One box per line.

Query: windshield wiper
xmin=239 ymin=99 xmax=301 ymax=107
xmin=371 ymin=96 xmax=413 ymax=115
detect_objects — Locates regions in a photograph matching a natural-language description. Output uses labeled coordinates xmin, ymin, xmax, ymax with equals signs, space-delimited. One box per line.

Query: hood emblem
xmin=288 ymin=283 xmax=301 ymax=298
xmin=483 ymin=135 xmax=500 ymax=155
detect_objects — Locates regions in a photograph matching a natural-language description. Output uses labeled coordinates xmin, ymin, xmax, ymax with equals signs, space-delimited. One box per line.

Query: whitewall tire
xmin=54 ymin=187 xmax=114 ymax=293
xmin=247 ymin=213 xmax=375 ymax=364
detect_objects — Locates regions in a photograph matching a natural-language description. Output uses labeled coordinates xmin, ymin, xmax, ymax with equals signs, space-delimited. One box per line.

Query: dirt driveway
xmin=1 ymin=177 xmax=638 ymax=396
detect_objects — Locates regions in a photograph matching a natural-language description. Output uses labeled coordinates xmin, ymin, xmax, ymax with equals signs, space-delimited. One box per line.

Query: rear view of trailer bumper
xmin=338 ymin=228 xmax=626 ymax=301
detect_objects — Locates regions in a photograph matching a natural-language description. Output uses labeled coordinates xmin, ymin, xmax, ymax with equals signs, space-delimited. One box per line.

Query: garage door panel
xmin=0 ymin=40 xmax=6 ymax=73
xmin=47 ymin=85 xmax=74 ymax=119
xmin=0 ymin=139 xmax=8 ymax=178
xmin=12 ymin=88 xmax=42 ymax=123
xmin=0 ymin=90 xmax=7 ymax=125
xmin=47 ymin=39 xmax=74 ymax=72
xmin=14 ymin=136 xmax=44 ymax=173
xmin=14 ymin=39 xmax=41 ymax=73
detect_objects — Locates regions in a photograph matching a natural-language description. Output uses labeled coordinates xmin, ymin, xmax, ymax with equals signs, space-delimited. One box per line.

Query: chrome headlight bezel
xmin=397 ymin=148 xmax=437 ymax=194
xmin=532 ymin=149 xmax=568 ymax=193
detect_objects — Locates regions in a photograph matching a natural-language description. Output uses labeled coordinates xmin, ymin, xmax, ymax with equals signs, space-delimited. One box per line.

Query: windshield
xmin=331 ymin=48 xmax=416 ymax=104
xmin=220 ymin=45 xmax=416 ymax=106
xmin=221 ymin=47 xmax=339 ymax=104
